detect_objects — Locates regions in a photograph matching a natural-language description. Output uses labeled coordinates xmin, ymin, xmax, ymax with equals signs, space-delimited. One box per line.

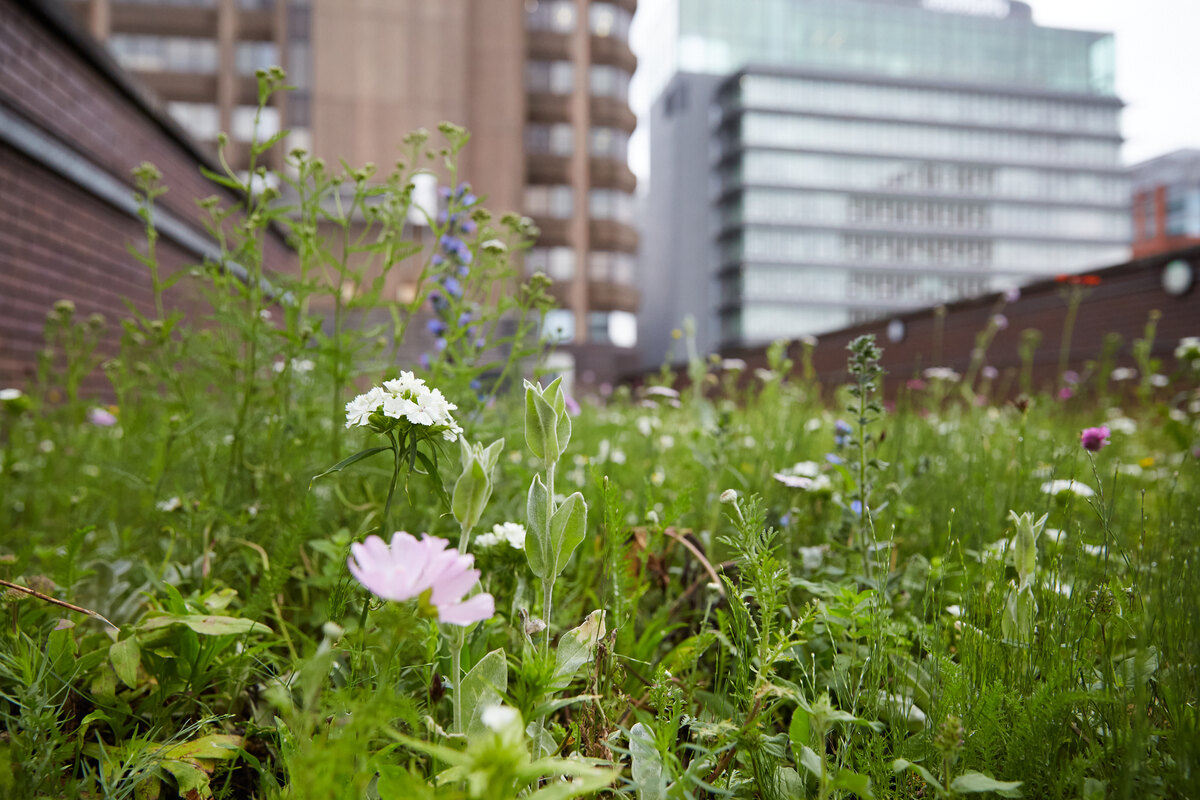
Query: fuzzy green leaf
xmin=460 ymin=648 xmax=507 ymax=737
xmin=526 ymin=475 xmax=551 ymax=580
xmin=109 ymin=637 xmax=141 ymax=688
xmin=950 ymin=772 xmax=1022 ymax=796
xmin=549 ymin=491 xmax=587 ymax=578
xmin=551 ymin=610 xmax=605 ymax=689
xmin=629 ymin=722 xmax=664 ymax=800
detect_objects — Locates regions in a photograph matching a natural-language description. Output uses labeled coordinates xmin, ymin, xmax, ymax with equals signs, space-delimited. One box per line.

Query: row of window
xmin=542 ymin=309 xmax=637 ymax=347
xmin=525 ymin=124 xmax=630 ymax=159
xmin=725 ymin=266 xmax=991 ymax=306
xmin=524 ymin=248 xmax=636 ymax=285
xmin=524 ymin=61 xmax=632 ymax=100
xmin=525 ymin=1 xmax=632 ymax=39
xmin=166 ymin=102 xmax=280 ymax=143
xmin=726 ymin=151 xmax=1130 ymax=205
xmin=722 ymin=188 xmax=1131 ymax=239
xmin=728 ymin=75 xmax=1121 ymax=135
xmin=734 ymin=112 xmax=1120 ymax=169
xmin=108 ymin=35 xmax=278 ymax=77
xmin=726 ymin=229 xmax=1127 ymax=272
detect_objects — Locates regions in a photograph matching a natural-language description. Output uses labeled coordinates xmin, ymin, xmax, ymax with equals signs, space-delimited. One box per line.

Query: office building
xmin=61 ymin=0 xmax=640 ymax=384
xmin=1131 ymin=149 xmax=1200 ymax=259
xmin=637 ymin=0 xmax=1130 ymax=361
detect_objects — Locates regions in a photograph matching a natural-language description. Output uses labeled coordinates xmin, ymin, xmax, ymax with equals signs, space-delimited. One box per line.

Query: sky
xmin=1030 ymin=0 xmax=1200 ymax=165
xmin=629 ymin=0 xmax=1200 ymax=182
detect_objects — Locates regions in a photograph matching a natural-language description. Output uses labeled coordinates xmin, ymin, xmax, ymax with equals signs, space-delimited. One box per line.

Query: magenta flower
xmin=1080 ymin=425 xmax=1111 ymax=452
xmin=88 ymin=407 xmax=117 ymax=426
xmin=348 ymin=532 xmax=495 ymax=625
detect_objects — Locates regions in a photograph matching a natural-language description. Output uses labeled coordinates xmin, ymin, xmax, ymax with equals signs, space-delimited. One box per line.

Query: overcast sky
xmin=1031 ymin=0 xmax=1200 ymax=165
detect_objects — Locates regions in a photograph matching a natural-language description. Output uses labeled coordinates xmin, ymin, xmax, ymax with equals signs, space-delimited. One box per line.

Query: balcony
xmin=589 ymin=96 xmax=635 ymax=133
xmin=589 ymin=219 xmax=638 ymax=253
xmin=590 ymin=35 xmax=636 ymax=73
xmin=527 ymin=154 xmax=572 ymax=184
xmin=589 ymin=158 xmax=636 ymax=193
xmin=527 ymin=92 xmax=570 ymax=125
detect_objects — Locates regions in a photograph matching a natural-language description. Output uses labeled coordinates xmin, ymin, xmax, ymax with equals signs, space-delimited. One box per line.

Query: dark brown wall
xmin=0 ymin=0 xmax=295 ymax=392
xmin=643 ymin=246 xmax=1200 ymax=395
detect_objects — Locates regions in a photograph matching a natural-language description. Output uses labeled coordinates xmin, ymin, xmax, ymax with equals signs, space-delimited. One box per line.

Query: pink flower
xmin=1058 ymin=387 xmax=1073 ymax=400
xmin=88 ymin=407 xmax=117 ymax=426
xmin=1080 ymin=425 xmax=1111 ymax=452
xmin=348 ymin=532 xmax=495 ymax=625
xmin=906 ymin=378 xmax=927 ymax=391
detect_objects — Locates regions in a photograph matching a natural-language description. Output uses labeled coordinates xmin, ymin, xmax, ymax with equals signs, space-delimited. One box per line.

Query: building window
xmin=108 ymin=34 xmax=217 ymax=73
xmin=166 ymin=102 xmax=219 ymax=140
xmin=526 ymin=61 xmax=574 ymax=94
xmin=588 ymin=3 xmax=632 ymax=38
xmin=589 ymin=126 xmax=628 ymax=160
xmin=232 ymin=105 xmax=280 ymax=143
xmin=588 ymin=189 xmax=635 ymax=223
xmin=526 ymin=123 xmax=574 ymax=156
xmin=588 ymin=251 xmax=635 ymax=284
xmin=589 ymin=65 xmax=631 ymax=101
xmin=526 ymin=0 xmax=576 ymax=33
xmin=525 ymin=185 xmax=574 ymax=219
xmin=526 ymin=247 xmax=576 ymax=281
xmin=542 ymin=309 xmax=576 ymax=343
xmin=235 ymin=41 xmax=278 ymax=76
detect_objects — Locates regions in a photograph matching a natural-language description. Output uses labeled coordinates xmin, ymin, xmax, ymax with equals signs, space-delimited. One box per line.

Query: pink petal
xmin=429 ymin=563 xmax=481 ymax=606
xmin=438 ymin=592 xmax=495 ymax=626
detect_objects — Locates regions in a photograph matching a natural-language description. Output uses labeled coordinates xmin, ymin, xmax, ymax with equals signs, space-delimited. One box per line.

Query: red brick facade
xmin=1132 ymin=186 xmax=1200 ymax=259
xmin=0 ymin=0 xmax=294 ymax=391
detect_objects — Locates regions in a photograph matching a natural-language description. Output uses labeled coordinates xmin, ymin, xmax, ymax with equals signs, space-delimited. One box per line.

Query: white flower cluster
xmin=474 ymin=522 xmax=527 ymax=550
xmin=923 ymin=367 xmax=962 ymax=383
xmin=773 ymin=460 xmax=833 ymax=492
xmin=344 ymin=372 xmax=462 ymax=441
xmin=1176 ymin=336 xmax=1200 ymax=369
xmin=1040 ymin=479 xmax=1095 ymax=498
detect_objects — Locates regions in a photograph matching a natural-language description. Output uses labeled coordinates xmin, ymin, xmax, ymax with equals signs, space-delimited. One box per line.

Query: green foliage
xmin=2 ymin=86 xmax=1199 ymax=799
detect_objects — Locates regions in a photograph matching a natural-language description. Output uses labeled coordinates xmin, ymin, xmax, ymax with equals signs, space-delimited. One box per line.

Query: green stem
xmin=857 ymin=376 xmax=873 ymax=582
xmin=1058 ymin=287 xmax=1082 ymax=384
xmin=451 ymin=626 xmax=465 ymax=734
xmin=383 ymin=433 xmax=402 ymax=534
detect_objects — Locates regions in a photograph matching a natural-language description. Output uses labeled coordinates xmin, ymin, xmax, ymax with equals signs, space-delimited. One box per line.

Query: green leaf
xmin=110 ymin=637 xmax=141 ymax=688
xmin=789 ymin=707 xmax=810 ymax=754
xmin=834 ymin=768 xmax=874 ymax=799
xmin=798 ymin=746 xmax=823 ymax=780
xmin=452 ymin=454 xmax=491 ymax=531
xmin=529 ymin=388 xmax=559 ymax=464
xmin=629 ymin=722 xmax=664 ymax=800
xmin=413 ymin=449 xmax=452 ymax=511
xmin=548 ymin=491 xmax=587 ymax=578
xmin=460 ymin=648 xmax=507 ymax=737
xmin=310 ymin=446 xmax=390 ymax=487
xmin=137 ymin=614 xmax=273 ymax=636
xmin=162 ymin=734 xmax=244 ymax=762
xmin=551 ymin=610 xmax=605 ymax=689
xmin=950 ymin=772 xmax=1022 ymax=797
xmin=526 ymin=475 xmax=551 ymax=580
xmin=199 ymin=165 xmax=244 ymax=191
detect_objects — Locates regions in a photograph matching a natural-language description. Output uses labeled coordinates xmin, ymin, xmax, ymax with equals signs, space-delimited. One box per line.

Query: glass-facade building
xmin=637 ymin=0 xmax=1130 ymax=359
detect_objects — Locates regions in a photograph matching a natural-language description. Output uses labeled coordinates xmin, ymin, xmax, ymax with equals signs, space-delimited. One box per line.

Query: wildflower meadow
xmin=2 ymin=85 xmax=1199 ymax=799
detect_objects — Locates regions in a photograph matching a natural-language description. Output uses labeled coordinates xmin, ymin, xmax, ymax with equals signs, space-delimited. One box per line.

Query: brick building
xmin=1132 ymin=149 xmax=1200 ymax=259
xmin=57 ymin=0 xmax=642 ymax=386
xmin=0 ymin=0 xmax=295 ymax=390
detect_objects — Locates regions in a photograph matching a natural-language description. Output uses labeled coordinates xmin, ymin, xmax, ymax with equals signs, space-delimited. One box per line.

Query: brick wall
xmin=640 ymin=246 xmax=1200 ymax=396
xmin=0 ymin=0 xmax=295 ymax=392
